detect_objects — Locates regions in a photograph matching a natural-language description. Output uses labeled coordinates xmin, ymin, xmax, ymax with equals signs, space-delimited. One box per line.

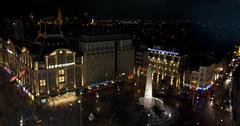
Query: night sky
xmin=2 ymin=0 xmax=240 ymax=21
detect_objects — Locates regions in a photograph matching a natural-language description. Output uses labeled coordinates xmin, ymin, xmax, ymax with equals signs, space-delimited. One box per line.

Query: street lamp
xmin=20 ymin=115 xmax=23 ymax=126
xmin=147 ymin=114 xmax=151 ymax=126
xmin=78 ymin=99 xmax=83 ymax=126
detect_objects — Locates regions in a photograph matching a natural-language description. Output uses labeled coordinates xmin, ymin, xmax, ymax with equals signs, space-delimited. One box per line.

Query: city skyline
xmin=0 ymin=0 xmax=239 ymax=126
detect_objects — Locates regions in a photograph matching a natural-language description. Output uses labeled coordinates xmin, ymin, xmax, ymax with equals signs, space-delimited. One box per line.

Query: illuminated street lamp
xmin=20 ymin=115 xmax=23 ymax=126
xmin=168 ymin=113 xmax=172 ymax=118
xmin=147 ymin=114 xmax=151 ymax=126
xmin=78 ymin=99 xmax=83 ymax=126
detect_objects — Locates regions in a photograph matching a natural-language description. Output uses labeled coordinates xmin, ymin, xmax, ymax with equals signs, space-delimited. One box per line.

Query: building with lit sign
xmin=148 ymin=47 xmax=185 ymax=89
xmin=0 ymin=33 xmax=134 ymax=104
xmin=32 ymin=34 xmax=82 ymax=103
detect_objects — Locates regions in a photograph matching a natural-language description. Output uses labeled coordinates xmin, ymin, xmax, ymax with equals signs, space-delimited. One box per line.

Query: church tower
xmin=56 ymin=7 xmax=63 ymax=33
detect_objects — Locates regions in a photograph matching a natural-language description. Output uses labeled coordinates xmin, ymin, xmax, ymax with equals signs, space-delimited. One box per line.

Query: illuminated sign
xmin=148 ymin=48 xmax=179 ymax=56
xmin=48 ymin=62 xmax=75 ymax=69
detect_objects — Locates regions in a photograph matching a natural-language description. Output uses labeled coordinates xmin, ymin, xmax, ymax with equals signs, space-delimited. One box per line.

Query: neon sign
xmin=48 ymin=62 xmax=75 ymax=69
xmin=195 ymin=85 xmax=212 ymax=91
xmin=148 ymin=48 xmax=179 ymax=56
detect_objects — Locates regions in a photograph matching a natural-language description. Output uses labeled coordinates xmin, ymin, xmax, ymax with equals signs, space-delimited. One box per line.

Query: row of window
xmin=40 ymin=69 xmax=76 ymax=87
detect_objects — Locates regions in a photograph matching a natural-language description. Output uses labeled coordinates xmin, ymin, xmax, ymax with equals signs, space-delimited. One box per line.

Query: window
xmin=59 ymin=69 xmax=64 ymax=75
xmin=59 ymin=76 xmax=64 ymax=83
xmin=40 ymin=80 xmax=46 ymax=86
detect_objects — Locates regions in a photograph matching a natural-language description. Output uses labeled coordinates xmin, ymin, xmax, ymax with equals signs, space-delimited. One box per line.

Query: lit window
xmin=59 ymin=76 xmax=64 ymax=83
xmin=59 ymin=50 xmax=63 ymax=54
xmin=59 ymin=69 xmax=64 ymax=75
xmin=40 ymin=80 xmax=46 ymax=86
xmin=81 ymin=56 xmax=84 ymax=64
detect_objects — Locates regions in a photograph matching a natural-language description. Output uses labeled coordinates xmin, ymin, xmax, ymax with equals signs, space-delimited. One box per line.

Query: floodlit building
xmin=0 ymin=33 xmax=134 ymax=104
xmin=190 ymin=63 xmax=223 ymax=88
xmin=148 ymin=47 xmax=185 ymax=89
xmin=32 ymin=34 xmax=82 ymax=103
xmin=191 ymin=66 xmax=209 ymax=87
xmin=76 ymin=35 xmax=134 ymax=87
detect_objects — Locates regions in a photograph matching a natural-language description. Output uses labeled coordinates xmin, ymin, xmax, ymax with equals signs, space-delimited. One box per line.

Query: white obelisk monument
xmin=142 ymin=67 xmax=154 ymax=109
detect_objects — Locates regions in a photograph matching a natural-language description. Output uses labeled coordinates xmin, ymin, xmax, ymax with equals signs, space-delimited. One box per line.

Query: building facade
xmin=0 ymin=34 xmax=134 ymax=104
xmin=190 ymin=63 xmax=223 ymax=88
xmin=191 ymin=66 xmax=209 ymax=87
xmin=135 ymin=44 xmax=148 ymax=77
xmin=148 ymin=47 xmax=184 ymax=89
xmin=77 ymin=35 xmax=134 ymax=86
xmin=80 ymin=40 xmax=116 ymax=86
xmin=32 ymin=35 xmax=82 ymax=103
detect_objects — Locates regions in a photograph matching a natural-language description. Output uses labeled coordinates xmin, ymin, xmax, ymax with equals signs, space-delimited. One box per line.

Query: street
xmin=0 ymin=71 xmax=233 ymax=126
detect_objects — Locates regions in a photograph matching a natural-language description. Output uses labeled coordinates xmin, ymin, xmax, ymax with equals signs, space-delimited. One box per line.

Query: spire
xmin=57 ymin=7 xmax=63 ymax=26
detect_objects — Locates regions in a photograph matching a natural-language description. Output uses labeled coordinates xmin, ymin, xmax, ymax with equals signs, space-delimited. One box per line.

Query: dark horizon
xmin=1 ymin=0 xmax=240 ymax=23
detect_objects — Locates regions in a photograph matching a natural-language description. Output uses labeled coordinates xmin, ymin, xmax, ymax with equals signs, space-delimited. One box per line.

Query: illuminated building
xmin=76 ymin=34 xmax=134 ymax=86
xmin=32 ymin=34 xmax=82 ymax=103
xmin=191 ymin=66 xmax=209 ymax=87
xmin=5 ymin=39 xmax=20 ymax=73
xmin=1 ymin=34 xmax=83 ymax=104
xmin=232 ymin=65 xmax=240 ymax=126
xmin=148 ymin=47 xmax=184 ymax=89
xmin=0 ymin=34 xmax=134 ymax=104
xmin=190 ymin=63 xmax=223 ymax=88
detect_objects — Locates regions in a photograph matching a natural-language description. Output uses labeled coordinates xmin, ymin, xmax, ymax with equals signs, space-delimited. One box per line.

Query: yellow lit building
xmin=31 ymin=34 xmax=82 ymax=104
xmin=148 ymin=48 xmax=184 ymax=89
xmin=1 ymin=34 xmax=134 ymax=104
